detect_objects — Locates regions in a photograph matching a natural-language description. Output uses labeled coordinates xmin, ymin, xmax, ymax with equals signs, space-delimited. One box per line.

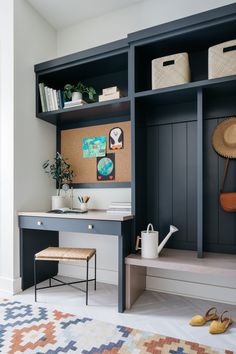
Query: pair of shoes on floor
xmin=189 ymin=307 xmax=233 ymax=334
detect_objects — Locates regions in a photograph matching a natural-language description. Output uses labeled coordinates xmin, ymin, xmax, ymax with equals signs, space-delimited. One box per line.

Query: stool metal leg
xmin=94 ymin=253 xmax=97 ymax=291
xmin=34 ymin=258 xmax=37 ymax=302
xmin=49 ymin=278 xmax=52 ymax=287
xmin=86 ymin=259 xmax=89 ymax=305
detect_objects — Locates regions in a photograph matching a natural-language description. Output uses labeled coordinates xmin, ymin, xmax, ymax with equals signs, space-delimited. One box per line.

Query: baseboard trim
xmin=58 ymin=263 xmax=118 ymax=285
xmin=146 ymin=275 xmax=236 ymax=305
xmin=0 ymin=276 xmax=22 ymax=294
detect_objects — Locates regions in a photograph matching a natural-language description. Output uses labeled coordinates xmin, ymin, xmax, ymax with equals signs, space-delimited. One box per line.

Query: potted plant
xmin=43 ymin=152 xmax=75 ymax=209
xmin=64 ymin=82 xmax=96 ymax=102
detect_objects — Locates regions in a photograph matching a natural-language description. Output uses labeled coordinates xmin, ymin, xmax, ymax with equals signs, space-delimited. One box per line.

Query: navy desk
xmin=18 ymin=210 xmax=133 ymax=313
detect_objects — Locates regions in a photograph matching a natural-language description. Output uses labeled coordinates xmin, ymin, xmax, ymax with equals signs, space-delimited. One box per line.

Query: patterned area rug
xmin=0 ymin=299 xmax=233 ymax=354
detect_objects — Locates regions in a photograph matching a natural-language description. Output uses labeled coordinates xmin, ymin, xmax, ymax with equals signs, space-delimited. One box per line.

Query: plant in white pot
xmin=43 ymin=152 xmax=75 ymax=209
xmin=64 ymin=82 xmax=96 ymax=102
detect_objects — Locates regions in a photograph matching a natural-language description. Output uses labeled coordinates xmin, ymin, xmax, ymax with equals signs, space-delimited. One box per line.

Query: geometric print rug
xmin=0 ymin=299 xmax=234 ymax=354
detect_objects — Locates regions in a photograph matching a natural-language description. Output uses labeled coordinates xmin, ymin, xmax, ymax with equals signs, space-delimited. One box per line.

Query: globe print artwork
xmin=97 ymin=157 xmax=113 ymax=176
xmin=97 ymin=154 xmax=115 ymax=181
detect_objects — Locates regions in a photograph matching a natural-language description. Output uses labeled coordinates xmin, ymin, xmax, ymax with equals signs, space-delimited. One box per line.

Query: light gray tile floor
xmin=1 ymin=277 xmax=236 ymax=351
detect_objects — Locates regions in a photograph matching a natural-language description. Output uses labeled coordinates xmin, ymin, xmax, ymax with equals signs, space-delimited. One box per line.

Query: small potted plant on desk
xmin=43 ymin=152 xmax=75 ymax=209
xmin=64 ymin=81 xmax=96 ymax=104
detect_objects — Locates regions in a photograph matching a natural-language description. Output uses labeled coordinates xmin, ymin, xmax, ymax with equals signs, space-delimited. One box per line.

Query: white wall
xmin=0 ymin=0 xmax=57 ymax=294
xmin=0 ymin=0 xmax=14 ymax=293
xmin=57 ymin=0 xmax=235 ymax=55
xmin=57 ymin=0 xmax=236 ymax=304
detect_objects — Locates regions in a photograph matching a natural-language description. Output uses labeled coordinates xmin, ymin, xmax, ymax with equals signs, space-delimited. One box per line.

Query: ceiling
xmin=27 ymin=0 xmax=143 ymax=30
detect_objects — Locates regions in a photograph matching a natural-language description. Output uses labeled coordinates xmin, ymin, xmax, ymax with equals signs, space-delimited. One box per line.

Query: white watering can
xmin=136 ymin=223 xmax=178 ymax=259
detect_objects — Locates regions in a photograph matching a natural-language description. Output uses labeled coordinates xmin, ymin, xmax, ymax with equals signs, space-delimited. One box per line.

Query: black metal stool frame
xmin=34 ymin=253 xmax=96 ymax=305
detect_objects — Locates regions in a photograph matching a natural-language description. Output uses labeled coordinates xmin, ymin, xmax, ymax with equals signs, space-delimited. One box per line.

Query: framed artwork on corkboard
xmin=60 ymin=121 xmax=131 ymax=185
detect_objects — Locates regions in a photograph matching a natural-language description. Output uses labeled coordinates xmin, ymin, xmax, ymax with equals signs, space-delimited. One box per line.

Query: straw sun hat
xmin=212 ymin=117 xmax=236 ymax=158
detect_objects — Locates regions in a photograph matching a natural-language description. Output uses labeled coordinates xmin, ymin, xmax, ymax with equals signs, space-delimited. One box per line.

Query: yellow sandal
xmin=209 ymin=311 xmax=233 ymax=334
xmin=189 ymin=307 xmax=219 ymax=326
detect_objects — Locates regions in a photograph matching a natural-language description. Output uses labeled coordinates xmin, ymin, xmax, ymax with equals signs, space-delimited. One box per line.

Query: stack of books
xmin=63 ymin=99 xmax=87 ymax=109
xmin=99 ymin=86 xmax=121 ymax=102
xmin=39 ymin=82 xmax=63 ymax=112
xmin=106 ymin=202 xmax=131 ymax=214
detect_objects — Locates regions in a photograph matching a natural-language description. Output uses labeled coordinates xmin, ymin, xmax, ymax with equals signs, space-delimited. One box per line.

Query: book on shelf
xmin=107 ymin=202 xmax=131 ymax=214
xmin=102 ymin=86 xmax=118 ymax=95
xmin=63 ymin=99 xmax=87 ymax=109
xmin=38 ymin=83 xmax=47 ymax=112
xmin=99 ymin=91 xmax=121 ymax=102
xmin=38 ymin=83 xmax=64 ymax=112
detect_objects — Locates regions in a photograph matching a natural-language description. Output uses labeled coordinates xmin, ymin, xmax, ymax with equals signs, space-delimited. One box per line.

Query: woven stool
xmin=34 ymin=247 xmax=96 ymax=305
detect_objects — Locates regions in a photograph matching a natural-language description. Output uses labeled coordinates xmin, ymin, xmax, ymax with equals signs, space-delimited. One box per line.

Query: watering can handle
xmin=135 ymin=236 xmax=141 ymax=251
xmin=147 ymin=223 xmax=154 ymax=233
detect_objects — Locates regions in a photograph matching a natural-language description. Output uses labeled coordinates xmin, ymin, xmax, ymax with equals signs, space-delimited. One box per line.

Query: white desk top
xmin=18 ymin=210 xmax=134 ymax=222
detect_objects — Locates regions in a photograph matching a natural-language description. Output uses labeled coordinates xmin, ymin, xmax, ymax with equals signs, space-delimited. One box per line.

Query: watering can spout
xmin=157 ymin=225 xmax=178 ymax=255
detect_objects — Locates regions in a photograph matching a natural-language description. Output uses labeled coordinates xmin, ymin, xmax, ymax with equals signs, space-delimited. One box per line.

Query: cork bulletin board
xmin=61 ymin=121 xmax=131 ymax=184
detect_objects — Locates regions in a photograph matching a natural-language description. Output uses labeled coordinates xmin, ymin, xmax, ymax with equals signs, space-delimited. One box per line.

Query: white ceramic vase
xmin=51 ymin=196 xmax=65 ymax=210
xmin=72 ymin=91 xmax=82 ymax=101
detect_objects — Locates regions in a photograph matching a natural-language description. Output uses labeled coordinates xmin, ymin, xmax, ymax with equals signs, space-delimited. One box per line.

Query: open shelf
xmin=37 ymin=97 xmax=130 ymax=128
xmin=135 ymin=75 xmax=236 ymax=105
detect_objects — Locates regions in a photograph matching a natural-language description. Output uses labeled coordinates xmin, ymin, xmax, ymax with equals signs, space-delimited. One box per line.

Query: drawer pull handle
xmin=88 ymin=224 xmax=94 ymax=230
xmin=37 ymin=221 xmax=43 ymax=226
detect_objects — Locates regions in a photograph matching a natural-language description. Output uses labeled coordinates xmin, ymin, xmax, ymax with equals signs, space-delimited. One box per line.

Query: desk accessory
xmin=42 ymin=152 xmax=75 ymax=209
xmin=48 ymin=208 xmax=87 ymax=214
xmin=78 ymin=195 xmax=90 ymax=211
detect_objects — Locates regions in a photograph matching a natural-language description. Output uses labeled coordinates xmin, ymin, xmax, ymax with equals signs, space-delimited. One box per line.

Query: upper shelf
xmin=135 ymin=75 xmax=236 ymax=105
xmin=36 ymin=96 xmax=130 ymax=128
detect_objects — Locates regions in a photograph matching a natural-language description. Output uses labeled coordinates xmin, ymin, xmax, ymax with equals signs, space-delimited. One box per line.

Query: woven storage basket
xmin=208 ymin=39 xmax=236 ymax=79
xmin=152 ymin=52 xmax=190 ymax=89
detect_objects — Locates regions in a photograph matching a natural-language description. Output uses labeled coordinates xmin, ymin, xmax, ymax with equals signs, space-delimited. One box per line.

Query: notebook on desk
xmin=47 ymin=208 xmax=87 ymax=214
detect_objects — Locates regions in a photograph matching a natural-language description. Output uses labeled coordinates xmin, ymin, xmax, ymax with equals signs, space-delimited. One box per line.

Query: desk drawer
xmin=19 ymin=216 xmax=122 ymax=236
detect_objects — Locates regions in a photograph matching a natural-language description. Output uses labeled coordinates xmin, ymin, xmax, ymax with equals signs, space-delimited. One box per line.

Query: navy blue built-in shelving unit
xmin=35 ymin=3 xmax=236 ymax=257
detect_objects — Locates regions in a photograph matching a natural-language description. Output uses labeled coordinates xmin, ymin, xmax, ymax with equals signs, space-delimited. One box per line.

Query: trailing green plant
xmin=64 ymin=82 xmax=96 ymax=102
xmin=42 ymin=152 xmax=75 ymax=195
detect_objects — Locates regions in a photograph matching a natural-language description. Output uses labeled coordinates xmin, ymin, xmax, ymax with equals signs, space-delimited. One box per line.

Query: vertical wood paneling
xmin=146 ymin=126 xmax=158 ymax=230
xmin=172 ymin=123 xmax=187 ymax=242
xmin=158 ymin=125 xmax=173 ymax=242
xmin=203 ymin=119 xmax=219 ymax=246
xmin=187 ymin=121 xmax=197 ymax=244
xmin=197 ymin=89 xmax=203 ymax=257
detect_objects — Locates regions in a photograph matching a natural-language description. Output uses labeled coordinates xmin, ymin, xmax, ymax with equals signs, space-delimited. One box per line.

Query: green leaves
xmin=63 ymin=82 xmax=96 ymax=102
xmin=42 ymin=152 xmax=75 ymax=195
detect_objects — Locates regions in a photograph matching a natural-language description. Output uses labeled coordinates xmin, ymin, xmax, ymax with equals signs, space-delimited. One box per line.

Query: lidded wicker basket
xmin=152 ymin=52 xmax=190 ymax=89
xmin=208 ymin=39 xmax=236 ymax=79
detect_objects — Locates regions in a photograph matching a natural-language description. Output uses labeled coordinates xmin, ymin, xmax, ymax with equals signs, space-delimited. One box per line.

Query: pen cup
xmin=80 ymin=202 xmax=88 ymax=212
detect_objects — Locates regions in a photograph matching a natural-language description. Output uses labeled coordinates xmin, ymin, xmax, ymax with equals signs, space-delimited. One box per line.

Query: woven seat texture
xmin=35 ymin=247 xmax=96 ymax=261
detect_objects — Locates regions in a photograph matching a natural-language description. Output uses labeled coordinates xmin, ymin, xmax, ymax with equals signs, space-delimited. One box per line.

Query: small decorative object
xmin=212 ymin=117 xmax=236 ymax=212
xmin=42 ymin=152 xmax=75 ymax=209
xmin=97 ymin=153 xmax=115 ymax=181
xmin=208 ymin=39 xmax=236 ymax=79
xmin=82 ymin=136 xmax=106 ymax=158
xmin=64 ymin=82 xmax=96 ymax=103
xmin=98 ymin=86 xmax=121 ymax=102
xmin=136 ymin=223 xmax=178 ymax=259
xmin=78 ymin=195 xmax=90 ymax=212
xmin=109 ymin=127 xmax=124 ymax=150
xmin=152 ymin=52 xmax=190 ymax=89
